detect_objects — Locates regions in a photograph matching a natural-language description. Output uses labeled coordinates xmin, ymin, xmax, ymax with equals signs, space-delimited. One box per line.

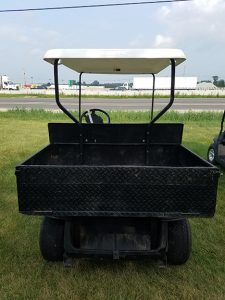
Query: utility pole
xmin=23 ymin=70 xmax=26 ymax=85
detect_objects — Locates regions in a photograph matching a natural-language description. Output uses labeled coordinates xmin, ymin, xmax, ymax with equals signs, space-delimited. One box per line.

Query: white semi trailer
xmin=133 ymin=76 xmax=197 ymax=90
xmin=0 ymin=75 xmax=19 ymax=90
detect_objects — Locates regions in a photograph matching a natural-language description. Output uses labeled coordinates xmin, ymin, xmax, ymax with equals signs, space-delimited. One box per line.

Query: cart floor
xmin=23 ymin=143 xmax=209 ymax=167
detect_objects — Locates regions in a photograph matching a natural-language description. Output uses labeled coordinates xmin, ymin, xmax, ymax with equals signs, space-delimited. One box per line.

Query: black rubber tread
xmin=39 ymin=217 xmax=65 ymax=261
xmin=167 ymin=218 xmax=192 ymax=265
xmin=207 ymin=144 xmax=217 ymax=165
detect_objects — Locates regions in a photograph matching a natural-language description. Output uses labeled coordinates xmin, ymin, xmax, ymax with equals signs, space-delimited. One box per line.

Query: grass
xmin=0 ymin=110 xmax=225 ymax=299
xmin=0 ymin=93 xmax=225 ymax=99
xmin=0 ymin=108 xmax=224 ymax=122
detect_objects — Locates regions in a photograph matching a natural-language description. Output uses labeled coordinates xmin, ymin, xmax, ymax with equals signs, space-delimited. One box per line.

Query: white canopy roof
xmin=44 ymin=49 xmax=186 ymax=74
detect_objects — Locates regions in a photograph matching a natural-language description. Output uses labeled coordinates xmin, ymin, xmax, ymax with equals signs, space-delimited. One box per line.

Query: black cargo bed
xmin=16 ymin=123 xmax=219 ymax=218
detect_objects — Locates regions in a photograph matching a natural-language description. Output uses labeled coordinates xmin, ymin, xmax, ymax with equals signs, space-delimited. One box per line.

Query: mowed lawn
xmin=0 ymin=110 xmax=225 ymax=300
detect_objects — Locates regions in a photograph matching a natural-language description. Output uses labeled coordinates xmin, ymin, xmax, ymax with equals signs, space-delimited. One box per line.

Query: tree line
xmin=212 ymin=76 xmax=225 ymax=88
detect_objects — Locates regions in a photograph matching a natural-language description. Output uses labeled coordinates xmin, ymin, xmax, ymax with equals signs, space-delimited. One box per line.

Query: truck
xmin=15 ymin=49 xmax=219 ymax=266
xmin=0 ymin=75 xmax=19 ymax=90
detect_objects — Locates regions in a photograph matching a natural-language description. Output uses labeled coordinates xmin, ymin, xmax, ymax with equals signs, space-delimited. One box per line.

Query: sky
xmin=0 ymin=0 xmax=224 ymax=84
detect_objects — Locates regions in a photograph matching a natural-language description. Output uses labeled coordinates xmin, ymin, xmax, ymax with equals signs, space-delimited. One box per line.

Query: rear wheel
xmin=39 ymin=217 xmax=65 ymax=261
xmin=167 ymin=219 xmax=192 ymax=265
xmin=207 ymin=144 xmax=216 ymax=164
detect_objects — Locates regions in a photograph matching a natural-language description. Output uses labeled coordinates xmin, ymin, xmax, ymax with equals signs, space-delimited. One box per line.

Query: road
xmin=0 ymin=97 xmax=225 ymax=111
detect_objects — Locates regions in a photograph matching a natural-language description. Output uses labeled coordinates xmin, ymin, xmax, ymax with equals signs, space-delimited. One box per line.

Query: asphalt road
xmin=0 ymin=97 xmax=225 ymax=111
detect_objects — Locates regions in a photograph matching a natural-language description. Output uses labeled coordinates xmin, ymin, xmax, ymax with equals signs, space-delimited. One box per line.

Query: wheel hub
xmin=208 ymin=148 xmax=215 ymax=162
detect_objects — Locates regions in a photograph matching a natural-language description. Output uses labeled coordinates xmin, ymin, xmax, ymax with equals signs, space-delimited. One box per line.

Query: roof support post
xmin=54 ymin=59 xmax=79 ymax=124
xmin=149 ymin=59 xmax=176 ymax=125
xmin=219 ymin=110 xmax=225 ymax=136
xmin=146 ymin=59 xmax=176 ymax=165
xmin=151 ymin=73 xmax=156 ymax=120
xmin=79 ymin=72 xmax=83 ymax=123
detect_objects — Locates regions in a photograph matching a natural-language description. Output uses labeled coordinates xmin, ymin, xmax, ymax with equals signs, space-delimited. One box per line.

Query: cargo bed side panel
xmin=16 ymin=166 xmax=219 ymax=217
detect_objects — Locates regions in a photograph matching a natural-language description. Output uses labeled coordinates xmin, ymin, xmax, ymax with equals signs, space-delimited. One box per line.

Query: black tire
xmin=207 ymin=144 xmax=216 ymax=164
xmin=39 ymin=217 xmax=65 ymax=261
xmin=167 ymin=219 xmax=192 ymax=265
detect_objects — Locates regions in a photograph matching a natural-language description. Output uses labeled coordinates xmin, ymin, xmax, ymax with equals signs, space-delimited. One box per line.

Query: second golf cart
xmin=207 ymin=110 xmax=225 ymax=167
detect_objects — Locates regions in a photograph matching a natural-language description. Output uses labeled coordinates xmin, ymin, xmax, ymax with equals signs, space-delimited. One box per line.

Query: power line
xmin=0 ymin=0 xmax=193 ymax=13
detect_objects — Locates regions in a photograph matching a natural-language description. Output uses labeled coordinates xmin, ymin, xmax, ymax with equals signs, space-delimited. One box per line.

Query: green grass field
xmin=0 ymin=110 xmax=225 ymax=299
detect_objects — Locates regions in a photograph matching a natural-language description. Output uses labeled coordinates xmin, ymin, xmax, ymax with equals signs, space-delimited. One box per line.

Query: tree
xmin=217 ymin=79 xmax=225 ymax=88
xmin=199 ymin=80 xmax=211 ymax=83
xmin=212 ymin=76 xmax=225 ymax=87
xmin=91 ymin=80 xmax=100 ymax=86
xmin=212 ymin=76 xmax=219 ymax=85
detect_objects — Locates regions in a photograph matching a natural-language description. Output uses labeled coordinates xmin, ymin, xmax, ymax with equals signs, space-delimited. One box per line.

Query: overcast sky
xmin=0 ymin=0 xmax=224 ymax=84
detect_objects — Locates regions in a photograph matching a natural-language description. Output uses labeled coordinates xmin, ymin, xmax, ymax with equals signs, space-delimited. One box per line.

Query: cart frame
xmin=16 ymin=49 xmax=219 ymax=264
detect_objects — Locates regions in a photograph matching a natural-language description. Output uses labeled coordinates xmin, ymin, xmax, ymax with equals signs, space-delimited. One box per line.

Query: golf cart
xmin=207 ymin=110 xmax=225 ymax=167
xmin=15 ymin=49 xmax=219 ymax=265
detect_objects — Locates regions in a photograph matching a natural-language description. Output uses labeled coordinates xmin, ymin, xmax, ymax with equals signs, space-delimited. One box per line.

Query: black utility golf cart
xmin=207 ymin=110 xmax=225 ymax=167
xmin=16 ymin=49 xmax=219 ymax=265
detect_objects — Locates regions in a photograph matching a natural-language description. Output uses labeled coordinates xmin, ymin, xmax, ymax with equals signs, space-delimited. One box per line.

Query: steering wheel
xmin=81 ymin=109 xmax=111 ymax=124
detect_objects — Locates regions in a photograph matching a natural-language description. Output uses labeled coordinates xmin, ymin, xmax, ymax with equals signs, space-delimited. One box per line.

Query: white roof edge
xmin=43 ymin=49 xmax=186 ymax=74
xmin=44 ymin=48 xmax=186 ymax=60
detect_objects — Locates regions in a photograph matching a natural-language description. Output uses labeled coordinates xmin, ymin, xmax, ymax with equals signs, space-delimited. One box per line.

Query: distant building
xmin=133 ymin=77 xmax=198 ymax=90
xmin=196 ymin=82 xmax=217 ymax=90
